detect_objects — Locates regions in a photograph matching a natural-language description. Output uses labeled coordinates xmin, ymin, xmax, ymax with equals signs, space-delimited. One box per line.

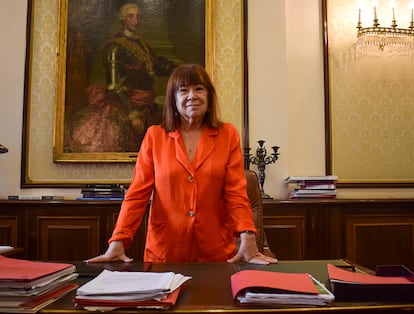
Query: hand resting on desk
xmin=85 ymin=240 xmax=133 ymax=263
xmin=228 ymin=231 xmax=278 ymax=265
xmin=85 ymin=233 xmax=278 ymax=265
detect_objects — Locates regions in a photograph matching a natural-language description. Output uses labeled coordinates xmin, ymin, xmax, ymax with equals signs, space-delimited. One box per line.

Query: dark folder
xmin=328 ymin=263 xmax=414 ymax=302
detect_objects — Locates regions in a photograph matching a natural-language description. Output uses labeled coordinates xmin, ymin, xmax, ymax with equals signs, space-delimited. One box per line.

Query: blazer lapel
xmin=193 ymin=127 xmax=218 ymax=170
xmin=170 ymin=127 xmax=218 ymax=172
xmin=170 ymin=130 xmax=192 ymax=173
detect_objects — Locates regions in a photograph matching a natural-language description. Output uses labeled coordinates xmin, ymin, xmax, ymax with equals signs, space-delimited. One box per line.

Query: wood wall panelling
xmin=345 ymin=215 xmax=414 ymax=270
xmin=1 ymin=199 xmax=414 ymax=268
xmin=37 ymin=216 xmax=100 ymax=260
xmin=263 ymin=215 xmax=305 ymax=260
xmin=0 ymin=216 xmax=18 ymax=246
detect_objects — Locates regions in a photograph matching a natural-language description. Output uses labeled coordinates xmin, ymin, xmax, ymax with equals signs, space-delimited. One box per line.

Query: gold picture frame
xmin=53 ymin=0 xmax=214 ymax=163
xmin=22 ymin=0 xmax=245 ymax=187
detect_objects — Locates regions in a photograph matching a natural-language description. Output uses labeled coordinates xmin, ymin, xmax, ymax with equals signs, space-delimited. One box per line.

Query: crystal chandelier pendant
xmin=355 ymin=2 xmax=414 ymax=57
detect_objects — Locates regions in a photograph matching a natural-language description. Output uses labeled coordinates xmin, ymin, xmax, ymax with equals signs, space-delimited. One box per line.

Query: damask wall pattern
xmin=26 ymin=0 xmax=243 ymax=185
xmin=327 ymin=0 xmax=414 ymax=183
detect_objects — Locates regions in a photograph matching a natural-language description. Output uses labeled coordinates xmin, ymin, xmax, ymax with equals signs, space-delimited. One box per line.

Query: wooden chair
xmin=245 ymin=169 xmax=276 ymax=258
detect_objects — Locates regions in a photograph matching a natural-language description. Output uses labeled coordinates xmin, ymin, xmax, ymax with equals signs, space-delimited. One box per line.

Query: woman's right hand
xmin=84 ymin=240 xmax=133 ymax=263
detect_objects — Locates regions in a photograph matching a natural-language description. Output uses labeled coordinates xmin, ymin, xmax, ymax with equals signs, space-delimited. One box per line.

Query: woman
xmin=86 ymin=64 xmax=277 ymax=265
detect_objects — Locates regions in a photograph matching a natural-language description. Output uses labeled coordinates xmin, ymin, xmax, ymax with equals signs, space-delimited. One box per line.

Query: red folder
xmin=328 ymin=263 xmax=414 ymax=284
xmin=4 ymin=283 xmax=79 ymax=313
xmin=231 ymin=269 xmax=319 ymax=299
xmin=0 ymin=256 xmax=75 ymax=289
xmin=74 ymin=287 xmax=182 ymax=310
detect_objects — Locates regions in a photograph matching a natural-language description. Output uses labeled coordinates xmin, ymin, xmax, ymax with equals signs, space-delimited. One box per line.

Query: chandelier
xmin=355 ymin=0 xmax=414 ymax=56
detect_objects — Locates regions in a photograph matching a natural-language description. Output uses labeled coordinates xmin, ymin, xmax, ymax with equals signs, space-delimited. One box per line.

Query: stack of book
xmin=0 ymin=256 xmax=78 ymax=313
xmin=78 ymin=184 xmax=125 ymax=200
xmin=231 ymin=269 xmax=334 ymax=307
xmin=328 ymin=263 xmax=414 ymax=302
xmin=73 ymin=270 xmax=191 ymax=310
xmin=284 ymin=175 xmax=338 ymax=199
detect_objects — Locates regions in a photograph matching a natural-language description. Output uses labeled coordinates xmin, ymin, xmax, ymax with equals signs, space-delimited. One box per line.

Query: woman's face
xmin=175 ymin=84 xmax=208 ymax=124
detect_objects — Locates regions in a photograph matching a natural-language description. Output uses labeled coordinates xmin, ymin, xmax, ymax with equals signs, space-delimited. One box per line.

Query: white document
xmin=0 ymin=246 xmax=13 ymax=254
xmin=77 ymin=270 xmax=191 ymax=296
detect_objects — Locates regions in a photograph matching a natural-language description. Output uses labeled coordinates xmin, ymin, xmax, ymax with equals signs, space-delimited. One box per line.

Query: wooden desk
xmin=42 ymin=260 xmax=414 ymax=313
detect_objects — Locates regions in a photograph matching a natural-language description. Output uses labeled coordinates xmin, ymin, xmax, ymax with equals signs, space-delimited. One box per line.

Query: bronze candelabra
xmin=0 ymin=144 xmax=8 ymax=154
xmin=244 ymin=140 xmax=280 ymax=199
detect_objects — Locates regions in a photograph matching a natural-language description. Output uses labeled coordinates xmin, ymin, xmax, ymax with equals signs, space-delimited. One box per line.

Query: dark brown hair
xmin=161 ymin=64 xmax=222 ymax=132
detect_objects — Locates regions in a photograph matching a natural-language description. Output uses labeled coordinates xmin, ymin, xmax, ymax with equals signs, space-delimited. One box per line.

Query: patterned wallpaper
xmin=327 ymin=0 xmax=414 ymax=183
xmin=25 ymin=0 xmax=243 ymax=185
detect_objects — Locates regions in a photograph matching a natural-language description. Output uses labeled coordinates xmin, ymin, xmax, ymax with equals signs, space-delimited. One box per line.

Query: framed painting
xmin=322 ymin=0 xmax=414 ymax=187
xmin=22 ymin=0 xmax=245 ymax=186
xmin=53 ymin=0 xmax=213 ymax=163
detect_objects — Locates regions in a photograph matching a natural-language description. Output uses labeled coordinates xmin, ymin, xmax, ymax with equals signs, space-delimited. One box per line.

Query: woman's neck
xmin=180 ymin=118 xmax=203 ymax=132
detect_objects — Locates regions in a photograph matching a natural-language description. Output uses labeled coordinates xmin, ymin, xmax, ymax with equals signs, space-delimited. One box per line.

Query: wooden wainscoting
xmin=345 ymin=214 xmax=414 ymax=270
xmin=1 ymin=199 xmax=414 ymax=267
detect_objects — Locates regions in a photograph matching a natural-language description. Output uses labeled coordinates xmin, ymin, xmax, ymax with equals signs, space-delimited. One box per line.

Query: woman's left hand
xmin=227 ymin=232 xmax=278 ymax=265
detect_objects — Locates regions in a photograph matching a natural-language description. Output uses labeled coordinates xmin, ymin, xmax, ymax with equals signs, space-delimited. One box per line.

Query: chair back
xmin=245 ymin=169 xmax=264 ymax=252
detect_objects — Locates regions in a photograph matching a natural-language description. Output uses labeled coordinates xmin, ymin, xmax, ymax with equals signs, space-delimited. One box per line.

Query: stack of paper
xmin=0 ymin=245 xmax=14 ymax=254
xmin=231 ymin=270 xmax=334 ymax=307
xmin=0 ymin=256 xmax=78 ymax=313
xmin=74 ymin=270 xmax=191 ymax=311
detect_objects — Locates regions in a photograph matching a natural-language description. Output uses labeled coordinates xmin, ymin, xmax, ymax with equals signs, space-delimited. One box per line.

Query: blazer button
xmin=188 ymin=210 xmax=195 ymax=217
xmin=188 ymin=175 xmax=194 ymax=182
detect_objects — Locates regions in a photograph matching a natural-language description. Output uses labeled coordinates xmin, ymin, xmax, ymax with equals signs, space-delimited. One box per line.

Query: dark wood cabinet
xmin=1 ymin=199 xmax=414 ymax=269
xmin=35 ymin=214 xmax=101 ymax=260
xmin=263 ymin=199 xmax=343 ymax=261
xmin=262 ymin=204 xmax=306 ymax=260
xmin=263 ymin=199 xmax=414 ymax=270
xmin=0 ymin=200 xmax=147 ymax=261
xmin=0 ymin=206 xmax=24 ymax=250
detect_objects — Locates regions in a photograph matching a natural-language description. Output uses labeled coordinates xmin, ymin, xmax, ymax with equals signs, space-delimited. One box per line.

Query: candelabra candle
xmin=392 ymin=8 xmax=397 ymax=28
xmin=411 ymin=1 xmax=414 ymax=28
xmin=357 ymin=0 xmax=362 ymax=29
xmin=244 ymin=140 xmax=280 ymax=199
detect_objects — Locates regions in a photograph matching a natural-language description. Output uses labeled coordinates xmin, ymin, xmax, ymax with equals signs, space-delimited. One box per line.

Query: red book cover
xmin=74 ymin=286 xmax=181 ymax=309
xmin=0 ymin=283 xmax=78 ymax=313
xmin=231 ymin=269 xmax=318 ymax=300
xmin=328 ymin=263 xmax=414 ymax=284
xmin=328 ymin=263 xmax=414 ymax=302
xmin=20 ymin=283 xmax=78 ymax=310
xmin=0 ymin=256 xmax=75 ymax=288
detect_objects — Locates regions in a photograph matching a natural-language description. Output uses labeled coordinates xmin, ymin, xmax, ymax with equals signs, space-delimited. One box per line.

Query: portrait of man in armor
xmin=62 ymin=1 xmax=206 ymax=156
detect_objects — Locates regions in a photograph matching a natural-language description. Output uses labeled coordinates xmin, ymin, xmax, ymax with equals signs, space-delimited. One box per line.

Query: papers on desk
xmin=231 ymin=270 xmax=334 ymax=307
xmin=0 ymin=256 xmax=78 ymax=313
xmin=0 ymin=245 xmax=14 ymax=254
xmin=74 ymin=269 xmax=192 ymax=311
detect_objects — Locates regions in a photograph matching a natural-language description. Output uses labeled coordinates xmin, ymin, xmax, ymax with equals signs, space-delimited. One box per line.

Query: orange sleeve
xmin=108 ymin=127 xmax=156 ymax=249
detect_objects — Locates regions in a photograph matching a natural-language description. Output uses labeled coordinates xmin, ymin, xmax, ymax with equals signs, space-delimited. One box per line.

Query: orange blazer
xmin=110 ymin=123 xmax=256 ymax=262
